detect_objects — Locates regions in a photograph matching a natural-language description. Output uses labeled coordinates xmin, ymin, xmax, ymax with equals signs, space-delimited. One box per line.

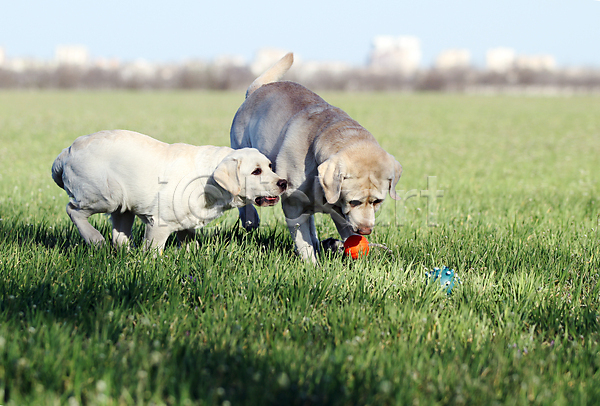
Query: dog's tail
xmin=246 ymin=52 xmax=294 ymax=98
xmin=51 ymin=148 xmax=68 ymax=190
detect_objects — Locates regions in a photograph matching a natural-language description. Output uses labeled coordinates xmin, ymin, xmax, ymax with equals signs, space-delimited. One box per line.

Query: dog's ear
xmin=318 ymin=156 xmax=344 ymax=204
xmin=213 ymin=156 xmax=241 ymax=196
xmin=389 ymin=157 xmax=403 ymax=201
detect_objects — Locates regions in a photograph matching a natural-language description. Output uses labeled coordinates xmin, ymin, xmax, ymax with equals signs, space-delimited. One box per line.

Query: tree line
xmin=1 ymin=63 xmax=599 ymax=92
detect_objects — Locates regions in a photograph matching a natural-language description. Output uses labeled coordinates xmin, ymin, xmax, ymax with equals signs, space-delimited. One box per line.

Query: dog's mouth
xmin=356 ymin=227 xmax=373 ymax=235
xmin=255 ymin=196 xmax=280 ymax=207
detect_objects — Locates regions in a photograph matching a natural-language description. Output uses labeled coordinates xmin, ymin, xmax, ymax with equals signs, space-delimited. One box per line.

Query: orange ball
xmin=343 ymin=235 xmax=370 ymax=259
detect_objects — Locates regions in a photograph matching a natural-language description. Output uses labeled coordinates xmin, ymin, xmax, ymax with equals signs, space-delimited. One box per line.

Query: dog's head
xmin=213 ymin=148 xmax=287 ymax=206
xmin=317 ymin=145 xmax=401 ymax=235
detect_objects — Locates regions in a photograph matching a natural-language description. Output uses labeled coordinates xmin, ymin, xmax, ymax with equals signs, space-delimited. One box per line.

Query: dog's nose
xmin=357 ymin=227 xmax=372 ymax=235
xmin=277 ymin=179 xmax=288 ymax=191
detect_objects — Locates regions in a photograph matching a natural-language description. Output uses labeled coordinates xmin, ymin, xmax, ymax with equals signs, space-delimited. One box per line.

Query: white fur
xmin=52 ymin=130 xmax=286 ymax=251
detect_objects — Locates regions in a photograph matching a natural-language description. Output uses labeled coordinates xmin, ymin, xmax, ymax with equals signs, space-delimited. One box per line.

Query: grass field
xmin=0 ymin=90 xmax=599 ymax=405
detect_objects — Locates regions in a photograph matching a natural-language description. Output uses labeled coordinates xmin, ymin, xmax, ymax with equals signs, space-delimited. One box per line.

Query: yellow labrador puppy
xmin=52 ymin=130 xmax=287 ymax=251
xmin=230 ymin=53 xmax=402 ymax=264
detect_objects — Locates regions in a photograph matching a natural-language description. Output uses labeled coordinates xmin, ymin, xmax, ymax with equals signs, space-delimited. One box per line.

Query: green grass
xmin=1 ymin=90 xmax=599 ymax=405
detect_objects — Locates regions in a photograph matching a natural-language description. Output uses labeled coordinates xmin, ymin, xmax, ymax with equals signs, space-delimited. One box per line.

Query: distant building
xmin=6 ymin=57 xmax=47 ymax=72
xmin=435 ymin=49 xmax=471 ymax=70
xmin=369 ymin=36 xmax=422 ymax=75
xmin=486 ymin=47 xmax=516 ymax=72
xmin=0 ymin=47 xmax=5 ymax=66
xmin=55 ymin=45 xmax=89 ymax=66
xmin=515 ymin=55 xmax=556 ymax=71
xmin=251 ymin=48 xmax=290 ymax=76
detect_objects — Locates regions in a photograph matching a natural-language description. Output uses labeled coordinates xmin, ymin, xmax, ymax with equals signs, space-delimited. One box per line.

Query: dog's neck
xmin=314 ymin=138 xmax=377 ymax=166
xmin=313 ymin=124 xmax=374 ymax=165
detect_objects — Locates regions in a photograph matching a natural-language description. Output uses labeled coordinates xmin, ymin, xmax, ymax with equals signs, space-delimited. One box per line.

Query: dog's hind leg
xmin=111 ymin=211 xmax=135 ymax=247
xmin=238 ymin=204 xmax=260 ymax=231
xmin=66 ymin=202 xmax=106 ymax=245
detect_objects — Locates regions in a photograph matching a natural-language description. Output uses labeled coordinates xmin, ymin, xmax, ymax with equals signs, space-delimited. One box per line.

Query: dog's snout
xmin=357 ymin=227 xmax=372 ymax=235
xmin=277 ymin=179 xmax=288 ymax=191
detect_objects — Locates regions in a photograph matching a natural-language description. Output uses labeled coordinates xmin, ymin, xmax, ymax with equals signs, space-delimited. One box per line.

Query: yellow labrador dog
xmin=230 ymin=53 xmax=402 ymax=264
xmin=52 ymin=130 xmax=287 ymax=251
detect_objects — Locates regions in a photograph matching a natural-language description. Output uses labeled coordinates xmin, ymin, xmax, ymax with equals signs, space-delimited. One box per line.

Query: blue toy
xmin=425 ymin=266 xmax=461 ymax=295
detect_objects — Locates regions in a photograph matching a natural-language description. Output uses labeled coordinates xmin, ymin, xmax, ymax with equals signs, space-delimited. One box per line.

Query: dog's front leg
xmin=289 ymin=220 xmax=319 ymax=265
xmin=330 ymin=206 xmax=354 ymax=240
xmin=238 ymin=204 xmax=260 ymax=231
xmin=143 ymin=224 xmax=172 ymax=254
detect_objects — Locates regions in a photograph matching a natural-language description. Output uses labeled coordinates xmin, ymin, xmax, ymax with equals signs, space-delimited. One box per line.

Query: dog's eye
xmin=268 ymin=163 xmax=273 ymax=170
xmin=349 ymin=200 xmax=362 ymax=208
xmin=373 ymin=199 xmax=383 ymax=205
xmin=252 ymin=168 xmax=262 ymax=175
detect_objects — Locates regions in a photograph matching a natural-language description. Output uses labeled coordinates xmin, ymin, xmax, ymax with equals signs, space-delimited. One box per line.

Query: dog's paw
xmin=320 ymin=237 xmax=344 ymax=256
xmin=241 ymin=219 xmax=260 ymax=232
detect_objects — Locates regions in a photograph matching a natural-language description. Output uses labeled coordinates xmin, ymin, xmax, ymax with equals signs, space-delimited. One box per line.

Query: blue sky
xmin=1 ymin=0 xmax=599 ymax=67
